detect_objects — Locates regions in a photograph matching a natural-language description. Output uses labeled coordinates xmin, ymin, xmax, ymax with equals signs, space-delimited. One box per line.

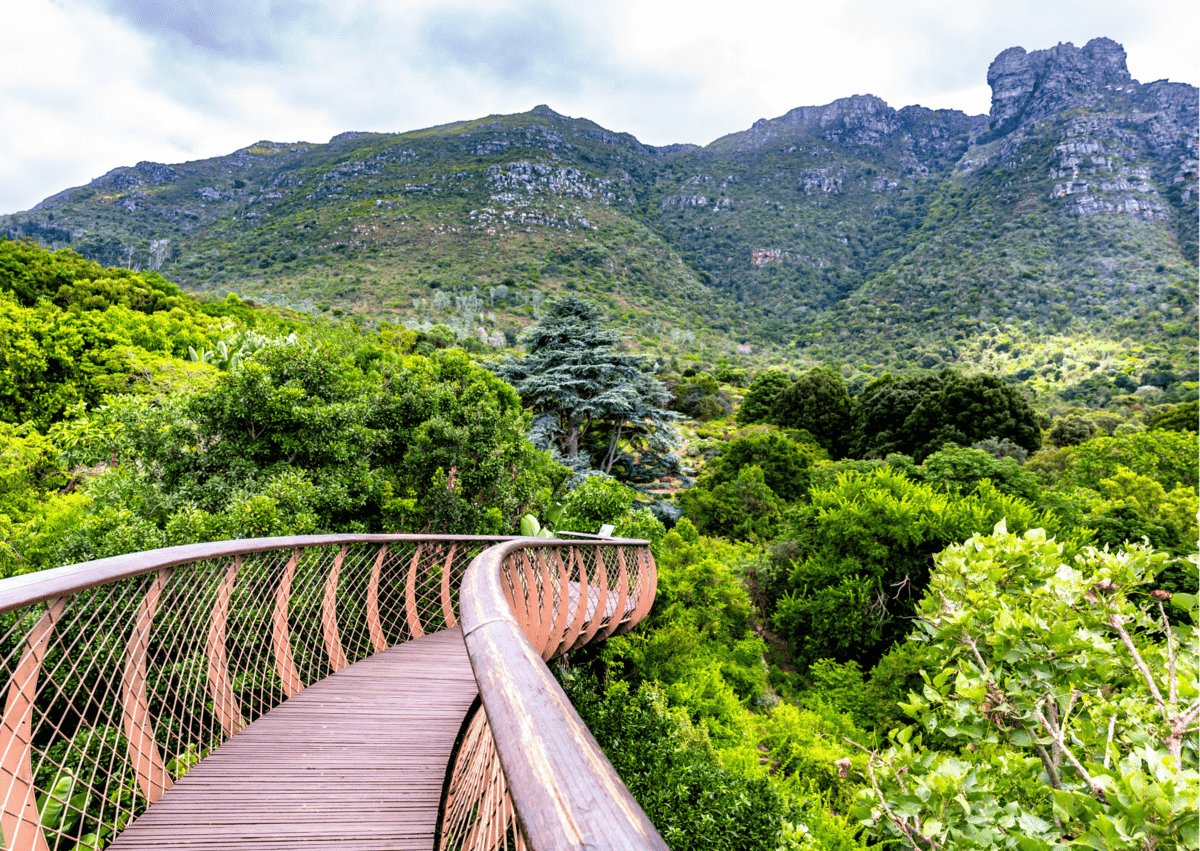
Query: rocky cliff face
xmin=714 ymin=95 xmax=984 ymax=173
xmin=986 ymin=38 xmax=1133 ymax=132
xmin=959 ymin=38 xmax=1199 ymax=229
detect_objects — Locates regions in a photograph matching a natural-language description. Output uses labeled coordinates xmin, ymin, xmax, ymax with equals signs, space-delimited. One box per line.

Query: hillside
xmin=2 ymin=37 xmax=1196 ymax=386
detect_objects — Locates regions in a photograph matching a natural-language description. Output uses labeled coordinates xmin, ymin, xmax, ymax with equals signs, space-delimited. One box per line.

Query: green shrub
xmin=562 ymin=676 xmax=796 ymax=851
xmin=679 ymin=465 xmax=782 ymax=541
xmin=559 ymin=475 xmax=636 ymax=533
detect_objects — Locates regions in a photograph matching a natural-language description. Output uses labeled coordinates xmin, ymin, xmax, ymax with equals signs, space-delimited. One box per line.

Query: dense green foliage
xmin=1 ymin=236 xmax=1196 ymax=850
xmin=678 ymin=430 xmax=819 ymax=541
xmin=0 ymin=241 xmax=565 ymax=577
xmin=26 ymin=344 xmax=556 ymax=570
xmin=852 ymin=370 xmax=1042 ymax=462
xmin=766 ymin=468 xmax=1055 ymax=671
xmin=769 ymin=369 xmax=853 ymax=459
xmin=855 ymin=526 xmax=1198 ymax=850
xmin=737 ymin=370 xmax=793 ymax=425
xmin=693 ymin=432 xmax=816 ymax=503
xmin=563 ymin=676 xmax=795 ymax=851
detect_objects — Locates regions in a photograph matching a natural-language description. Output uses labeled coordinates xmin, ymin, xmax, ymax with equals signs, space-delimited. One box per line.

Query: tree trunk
xmin=602 ymin=422 xmax=623 ymax=474
xmin=565 ymin=418 xmax=579 ymax=459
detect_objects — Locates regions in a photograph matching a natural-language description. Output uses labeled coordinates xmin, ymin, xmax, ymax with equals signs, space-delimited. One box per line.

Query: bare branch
xmin=1033 ymin=742 xmax=1062 ymax=788
xmin=1045 ymin=694 xmax=1063 ymax=768
xmin=1159 ymin=601 xmax=1177 ymax=706
xmin=1110 ymin=613 xmax=1167 ymax=722
xmin=963 ymin=634 xmax=992 ymax=680
xmin=1064 ymin=689 xmax=1080 ymax=723
xmin=847 ymin=741 xmax=941 ymax=851
xmin=1103 ymin=714 xmax=1117 ymax=769
xmin=1035 ymin=707 xmax=1109 ymax=805
xmin=1179 ymin=698 xmax=1200 ymax=728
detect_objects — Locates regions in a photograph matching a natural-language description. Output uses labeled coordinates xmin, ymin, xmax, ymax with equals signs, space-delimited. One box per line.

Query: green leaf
xmin=36 ymin=770 xmax=75 ymax=832
xmin=1177 ymin=816 xmax=1199 ymax=849
xmin=1168 ymin=592 xmax=1197 ymax=613
xmin=519 ymin=514 xmax=541 ymax=537
xmin=1017 ymin=811 xmax=1053 ymax=833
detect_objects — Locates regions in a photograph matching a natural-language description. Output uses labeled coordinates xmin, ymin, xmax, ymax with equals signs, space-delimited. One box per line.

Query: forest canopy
xmin=0 ymin=239 xmax=1196 ymax=851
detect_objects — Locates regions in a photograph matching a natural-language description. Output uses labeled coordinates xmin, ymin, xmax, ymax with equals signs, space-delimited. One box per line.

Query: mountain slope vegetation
xmin=1 ymin=39 xmax=1194 ymax=393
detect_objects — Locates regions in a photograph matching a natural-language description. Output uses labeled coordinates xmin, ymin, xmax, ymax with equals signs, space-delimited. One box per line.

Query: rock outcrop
xmin=987 ymin=37 xmax=1133 ymax=132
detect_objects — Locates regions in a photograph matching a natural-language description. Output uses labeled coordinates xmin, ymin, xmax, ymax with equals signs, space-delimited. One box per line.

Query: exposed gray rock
xmin=987 ymin=37 xmax=1133 ymax=132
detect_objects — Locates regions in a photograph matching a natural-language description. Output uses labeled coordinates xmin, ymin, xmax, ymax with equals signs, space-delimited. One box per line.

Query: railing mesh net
xmin=0 ymin=539 xmax=493 ymax=850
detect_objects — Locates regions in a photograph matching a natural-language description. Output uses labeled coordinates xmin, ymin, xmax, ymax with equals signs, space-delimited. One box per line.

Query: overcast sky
xmin=2 ymin=0 xmax=1196 ymax=214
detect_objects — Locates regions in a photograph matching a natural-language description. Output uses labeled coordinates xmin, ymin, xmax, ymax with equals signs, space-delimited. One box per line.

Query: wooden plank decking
xmin=111 ymin=628 xmax=478 ymax=850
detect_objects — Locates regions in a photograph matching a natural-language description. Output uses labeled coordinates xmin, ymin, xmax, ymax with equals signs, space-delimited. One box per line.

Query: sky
xmin=2 ymin=0 xmax=1197 ymax=215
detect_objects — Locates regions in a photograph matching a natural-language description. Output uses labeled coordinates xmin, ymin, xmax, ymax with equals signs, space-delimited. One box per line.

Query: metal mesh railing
xmin=0 ymin=535 xmax=501 ymax=851
xmin=438 ymin=701 xmax=526 ymax=851
xmin=444 ymin=540 xmax=663 ymax=851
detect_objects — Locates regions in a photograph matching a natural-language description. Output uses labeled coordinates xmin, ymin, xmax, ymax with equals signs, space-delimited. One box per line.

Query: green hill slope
xmin=2 ymin=38 xmax=1195 ymax=384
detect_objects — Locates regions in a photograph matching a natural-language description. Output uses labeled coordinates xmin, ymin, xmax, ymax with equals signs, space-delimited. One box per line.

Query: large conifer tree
xmin=494 ymin=295 xmax=677 ymax=477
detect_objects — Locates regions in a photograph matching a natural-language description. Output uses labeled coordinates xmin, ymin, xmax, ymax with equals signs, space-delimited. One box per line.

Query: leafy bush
xmin=770 ymin=368 xmax=853 ymax=459
xmin=562 ymin=675 xmax=797 ymax=851
xmin=679 ymin=465 xmax=783 ymax=542
xmin=756 ymin=702 xmax=866 ymax=814
xmin=559 ymin=475 xmax=636 ymax=533
xmin=917 ymin=443 xmax=1040 ymax=502
xmin=854 ymin=525 xmax=1199 ymax=851
xmin=770 ymin=468 xmax=1054 ymax=671
xmin=1056 ymin=430 xmax=1198 ymax=492
xmin=698 ymin=431 xmax=816 ymax=502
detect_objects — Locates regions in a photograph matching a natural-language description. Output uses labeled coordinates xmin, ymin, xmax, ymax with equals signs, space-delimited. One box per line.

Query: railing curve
xmin=446 ymin=538 xmax=668 ymax=851
xmin=0 ymin=534 xmax=508 ymax=851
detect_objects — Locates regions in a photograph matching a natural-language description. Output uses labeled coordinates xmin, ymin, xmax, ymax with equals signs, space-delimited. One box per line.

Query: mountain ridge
xmin=2 ymin=37 xmax=1195 ymax=383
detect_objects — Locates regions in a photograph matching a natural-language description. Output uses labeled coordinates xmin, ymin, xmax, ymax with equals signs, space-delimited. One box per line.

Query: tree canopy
xmin=851 ymin=370 xmax=1041 ymax=462
xmin=493 ymin=295 xmax=677 ymax=479
xmin=770 ymin=368 xmax=854 ymax=459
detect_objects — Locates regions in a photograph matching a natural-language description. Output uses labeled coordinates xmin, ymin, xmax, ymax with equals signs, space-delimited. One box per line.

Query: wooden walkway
xmin=111 ymin=628 xmax=479 ymax=850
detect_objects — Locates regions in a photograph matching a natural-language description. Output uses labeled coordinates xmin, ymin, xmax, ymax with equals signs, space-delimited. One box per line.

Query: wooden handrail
xmin=0 ymin=534 xmax=513 ymax=615
xmin=458 ymin=538 xmax=668 ymax=850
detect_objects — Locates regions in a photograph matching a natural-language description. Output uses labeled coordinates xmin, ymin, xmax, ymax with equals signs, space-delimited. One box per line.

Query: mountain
xmin=2 ymin=38 xmax=1196 ymax=380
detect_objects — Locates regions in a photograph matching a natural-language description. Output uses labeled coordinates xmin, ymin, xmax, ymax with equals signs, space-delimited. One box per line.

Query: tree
xmin=37 ymin=341 xmax=559 ymax=570
xmin=855 ymin=525 xmax=1198 ymax=851
xmin=852 ymin=371 xmax=1041 ymax=463
xmin=493 ymin=295 xmax=677 ymax=478
xmin=769 ymin=468 xmax=1054 ymax=671
xmin=850 ymin=373 xmax=945 ymax=459
xmin=737 ymin=369 xmax=792 ymax=425
xmin=678 ymin=465 xmax=783 ymax=542
xmin=1147 ymin=401 xmax=1199 ymax=433
xmin=904 ymin=372 xmax=1041 ymax=462
xmin=1056 ymin=430 xmax=1199 ymax=493
xmin=918 ymin=443 xmax=1040 ymax=502
xmin=770 ymin=368 xmax=853 ymax=459
xmin=1048 ymin=415 xmax=1098 ymax=447
xmin=694 ymin=431 xmax=816 ymax=503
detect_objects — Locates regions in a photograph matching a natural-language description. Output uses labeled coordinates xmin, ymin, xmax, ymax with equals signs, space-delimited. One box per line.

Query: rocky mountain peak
xmin=987 ymin=37 xmax=1134 ymax=131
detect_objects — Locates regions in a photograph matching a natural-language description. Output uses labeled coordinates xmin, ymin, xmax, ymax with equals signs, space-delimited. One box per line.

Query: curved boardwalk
xmin=110 ymin=629 xmax=477 ymax=850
